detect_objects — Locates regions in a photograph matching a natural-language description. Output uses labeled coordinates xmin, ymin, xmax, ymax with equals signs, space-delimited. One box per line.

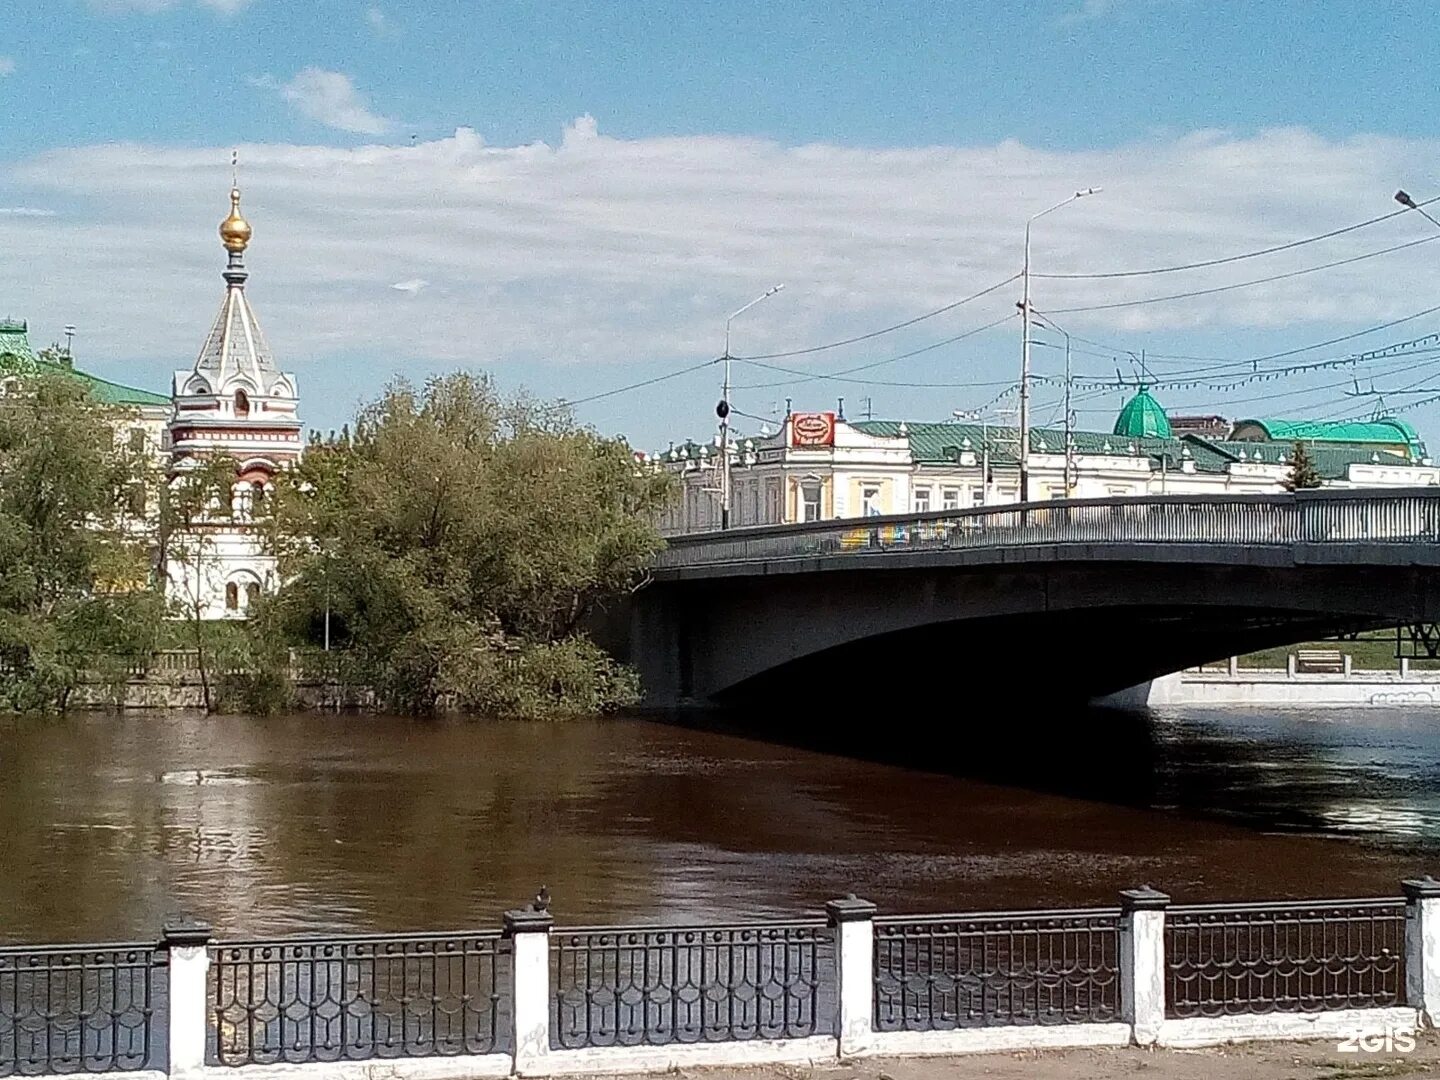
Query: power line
xmin=1034 ymin=302 xmax=1440 ymax=379
xmin=1033 ymin=194 xmax=1440 ymax=280
xmin=735 ymin=312 xmax=1018 ymax=389
xmin=733 ymin=273 xmax=1019 ymax=360
xmin=558 ymin=357 xmax=718 ymax=408
xmin=1045 ymin=233 xmax=1440 ymax=315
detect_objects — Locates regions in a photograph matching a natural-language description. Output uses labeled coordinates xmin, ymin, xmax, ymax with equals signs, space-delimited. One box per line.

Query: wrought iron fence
xmin=1165 ymin=899 xmax=1406 ymax=1018
xmin=0 ymin=943 xmax=166 ymax=1076
xmin=208 ymin=932 xmax=508 ymax=1066
xmin=655 ymin=489 xmax=1440 ymax=569
xmin=873 ymin=910 xmax=1121 ymax=1031
xmin=551 ymin=922 xmax=832 ymax=1049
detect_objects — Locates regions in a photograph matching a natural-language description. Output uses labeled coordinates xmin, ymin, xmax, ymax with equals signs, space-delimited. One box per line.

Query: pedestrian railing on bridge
xmin=6 ymin=881 xmax=1440 ymax=1075
xmin=654 ymin=489 xmax=1440 ymax=570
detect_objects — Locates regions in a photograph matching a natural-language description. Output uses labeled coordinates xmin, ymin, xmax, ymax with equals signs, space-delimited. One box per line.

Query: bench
xmin=1295 ymin=648 xmax=1346 ymax=674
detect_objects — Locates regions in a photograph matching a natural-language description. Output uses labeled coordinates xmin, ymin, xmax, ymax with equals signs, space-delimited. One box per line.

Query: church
xmin=0 ymin=183 xmax=302 ymax=620
xmin=164 ymin=183 xmax=304 ymax=619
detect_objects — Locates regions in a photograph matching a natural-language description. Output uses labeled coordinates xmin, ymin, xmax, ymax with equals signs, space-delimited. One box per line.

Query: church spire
xmin=187 ymin=174 xmax=277 ymax=389
xmin=218 ymin=153 xmax=252 ymax=286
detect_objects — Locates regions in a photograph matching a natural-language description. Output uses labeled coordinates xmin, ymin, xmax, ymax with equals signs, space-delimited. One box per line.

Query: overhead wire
xmin=1032 ymin=193 xmax=1440 ymax=280
xmin=1044 ymin=233 xmax=1440 ymax=315
xmin=732 ymin=274 xmax=1019 ymax=360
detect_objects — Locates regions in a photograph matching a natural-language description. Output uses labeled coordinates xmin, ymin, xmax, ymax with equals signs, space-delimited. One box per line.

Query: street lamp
xmin=1020 ymin=188 xmax=1100 ymax=502
xmin=719 ymin=283 xmax=784 ymax=530
xmin=1396 ymin=190 xmax=1440 ymax=231
xmin=1031 ymin=314 xmax=1075 ymax=497
xmin=953 ymin=409 xmax=992 ymax=506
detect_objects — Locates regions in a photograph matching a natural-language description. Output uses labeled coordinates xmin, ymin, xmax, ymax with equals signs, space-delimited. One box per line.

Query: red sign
xmin=790 ymin=411 xmax=836 ymax=448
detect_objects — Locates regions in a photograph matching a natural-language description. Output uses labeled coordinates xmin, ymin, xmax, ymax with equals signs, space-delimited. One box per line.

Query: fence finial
xmin=533 ymin=884 xmax=551 ymax=912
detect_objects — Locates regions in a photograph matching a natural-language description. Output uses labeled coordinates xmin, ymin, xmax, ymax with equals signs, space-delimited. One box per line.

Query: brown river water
xmin=0 ymin=707 xmax=1437 ymax=944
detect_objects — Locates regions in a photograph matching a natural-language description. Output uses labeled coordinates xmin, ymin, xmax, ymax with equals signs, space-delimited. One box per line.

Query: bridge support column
xmin=827 ymin=894 xmax=877 ymax=1057
xmin=505 ymin=905 xmax=554 ymax=1074
xmin=1404 ymin=877 xmax=1440 ymax=1026
xmin=1120 ymin=886 xmax=1169 ymax=1046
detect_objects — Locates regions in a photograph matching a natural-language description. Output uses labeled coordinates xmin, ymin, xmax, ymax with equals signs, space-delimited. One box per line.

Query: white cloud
xmin=253 ymin=68 xmax=396 ymax=135
xmin=0 ymin=57 xmax=15 ymax=77
xmin=88 ymin=0 xmax=253 ymax=13
xmin=3 ymin=122 xmax=1439 ymax=434
xmin=0 ymin=207 xmax=55 ymax=217
xmin=365 ymin=7 xmax=394 ymax=35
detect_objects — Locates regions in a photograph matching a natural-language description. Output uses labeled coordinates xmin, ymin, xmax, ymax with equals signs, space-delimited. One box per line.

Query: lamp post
xmin=719 ymin=284 xmax=784 ymax=530
xmin=1033 ymin=315 xmax=1075 ymax=497
xmin=953 ymin=409 xmax=992 ymax=507
xmin=1020 ymin=188 xmax=1099 ymax=502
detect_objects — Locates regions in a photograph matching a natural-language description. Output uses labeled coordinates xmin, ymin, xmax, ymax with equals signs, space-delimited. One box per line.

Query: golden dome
xmin=219 ymin=187 xmax=252 ymax=253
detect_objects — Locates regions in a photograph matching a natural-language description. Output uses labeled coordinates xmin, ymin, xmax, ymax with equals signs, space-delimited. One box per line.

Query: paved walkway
xmin=642 ymin=1037 xmax=1440 ymax=1080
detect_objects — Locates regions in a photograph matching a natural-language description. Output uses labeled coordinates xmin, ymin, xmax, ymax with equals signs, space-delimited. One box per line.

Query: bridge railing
xmin=654 ymin=488 xmax=1440 ymax=568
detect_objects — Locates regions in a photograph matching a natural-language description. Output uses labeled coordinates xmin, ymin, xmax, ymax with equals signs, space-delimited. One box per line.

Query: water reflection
xmin=0 ymin=707 xmax=1435 ymax=944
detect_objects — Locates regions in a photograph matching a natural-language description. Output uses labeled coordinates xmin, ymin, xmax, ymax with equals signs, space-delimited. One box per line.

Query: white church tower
xmin=166 ymin=182 xmax=303 ymax=619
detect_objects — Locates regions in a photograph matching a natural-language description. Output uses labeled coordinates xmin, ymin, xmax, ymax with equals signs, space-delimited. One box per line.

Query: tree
xmin=263 ymin=373 xmax=674 ymax=717
xmin=1283 ymin=440 xmax=1322 ymax=491
xmin=0 ymin=371 xmax=163 ymax=712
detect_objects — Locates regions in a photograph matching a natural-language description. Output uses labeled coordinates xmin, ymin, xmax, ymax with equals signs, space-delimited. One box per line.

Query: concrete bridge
xmin=608 ymin=489 xmax=1440 ymax=709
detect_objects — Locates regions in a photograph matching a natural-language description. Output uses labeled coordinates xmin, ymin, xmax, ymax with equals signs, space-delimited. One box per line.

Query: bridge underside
xmin=615 ymin=557 xmax=1440 ymax=710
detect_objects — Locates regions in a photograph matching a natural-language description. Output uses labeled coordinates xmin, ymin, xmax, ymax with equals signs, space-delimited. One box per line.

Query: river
xmin=0 ymin=706 xmax=1437 ymax=944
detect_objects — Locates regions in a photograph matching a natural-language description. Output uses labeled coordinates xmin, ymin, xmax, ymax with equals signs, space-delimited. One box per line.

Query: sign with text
xmin=790 ymin=411 xmax=837 ymax=448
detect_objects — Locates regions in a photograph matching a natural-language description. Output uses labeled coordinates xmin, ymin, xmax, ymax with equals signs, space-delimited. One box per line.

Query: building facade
xmin=653 ymin=393 xmax=1440 ymax=536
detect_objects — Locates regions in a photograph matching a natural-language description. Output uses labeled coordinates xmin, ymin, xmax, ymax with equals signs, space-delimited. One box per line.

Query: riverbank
xmin=1105 ymin=668 xmax=1440 ymax=708
xmin=647 ymin=1037 xmax=1440 ymax=1080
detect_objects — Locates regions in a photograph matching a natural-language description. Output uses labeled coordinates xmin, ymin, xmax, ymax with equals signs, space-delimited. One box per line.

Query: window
xmin=914 ymin=487 xmax=931 ymax=513
xmin=245 ymin=583 xmax=262 ymax=609
xmin=861 ymin=484 xmax=882 ymax=517
xmin=750 ymin=481 xmax=760 ymax=525
xmin=234 ymin=390 xmax=250 ymax=418
xmin=765 ymin=481 xmax=781 ymax=524
xmin=971 ymin=487 xmax=986 ymax=507
xmin=128 ymin=428 xmax=147 ymax=452
xmin=942 ymin=487 xmax=960 ymax=510
xmin=801 ymin=482 xmax=822 ymax=523
xmin=225 ymin=583 xmax=239 ymax=610
xmin=251 ymin=481 xmax=266 ymax=510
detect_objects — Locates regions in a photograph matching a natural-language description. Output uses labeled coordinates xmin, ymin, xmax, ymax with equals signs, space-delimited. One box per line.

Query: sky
xmin=5 ymin=0 xmax=1440 ymax=450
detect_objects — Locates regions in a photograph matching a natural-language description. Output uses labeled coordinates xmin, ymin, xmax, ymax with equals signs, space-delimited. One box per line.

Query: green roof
xmin=1235 ymin=417 xmax=1422 ymax=450
xmin=0 ymin=318 xmax=41 ymax=375
xmin=850 ymin=418 xmax=1433 ymax=483
xmin=0 ymin=319 xmax=169 ymax=408
xmin=1113 ymin=386 xmax=1172 ymax=439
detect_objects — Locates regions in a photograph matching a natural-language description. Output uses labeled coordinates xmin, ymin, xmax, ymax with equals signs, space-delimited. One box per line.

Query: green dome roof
xmin=1113 ymin=386 xmax=1172 ymax=440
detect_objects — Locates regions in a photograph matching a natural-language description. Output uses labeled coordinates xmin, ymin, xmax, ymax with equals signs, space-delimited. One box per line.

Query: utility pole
xmin=1019 ymin=188 xmax=1099 ymax=502
xmin=720 ymin=284 xmax=784 ymax=530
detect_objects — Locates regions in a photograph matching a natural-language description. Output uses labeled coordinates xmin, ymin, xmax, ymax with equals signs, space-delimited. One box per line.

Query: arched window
xmin=251 ymin=481 xmax=265 ymax=510
xmin=225 ymin=582 xmax=239 ymax=610
xmin=234 ymin=390 xmax=250 ymax=418
xmin=245 ymin=583 xmax=262 ymax=609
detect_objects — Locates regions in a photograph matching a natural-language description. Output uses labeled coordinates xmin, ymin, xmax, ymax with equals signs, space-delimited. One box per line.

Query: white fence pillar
xmin=505 ymin=905 xmax=554 ymax=1074
xmin=1119 ymin=886 xmax=1169 ymax=1046
xmin=1227 ymin=655 xmax=1239 ymax=677
xmin=1404 ymin=877 xmax=1440 ymax=1026
xmin=162 ymin=914 xmax=212 ymax=1078
xmin=826 ymin=894 xmax=876 ymax=1058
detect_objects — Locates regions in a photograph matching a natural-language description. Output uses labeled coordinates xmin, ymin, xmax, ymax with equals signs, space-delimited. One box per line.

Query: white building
xmin=164 ymin=185 xmax=303 ymax=619
xmin=653 ymin=393 xmax=1440 ymax=536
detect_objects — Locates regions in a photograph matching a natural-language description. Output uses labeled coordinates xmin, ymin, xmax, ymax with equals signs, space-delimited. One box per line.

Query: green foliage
xmin=264 ymin=373 xmax=672 ymax=717
xmin=1283 ymin=440 xmax=1322 ymax=491
xmin=0 ymin=372 xmax=163 ymax=712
